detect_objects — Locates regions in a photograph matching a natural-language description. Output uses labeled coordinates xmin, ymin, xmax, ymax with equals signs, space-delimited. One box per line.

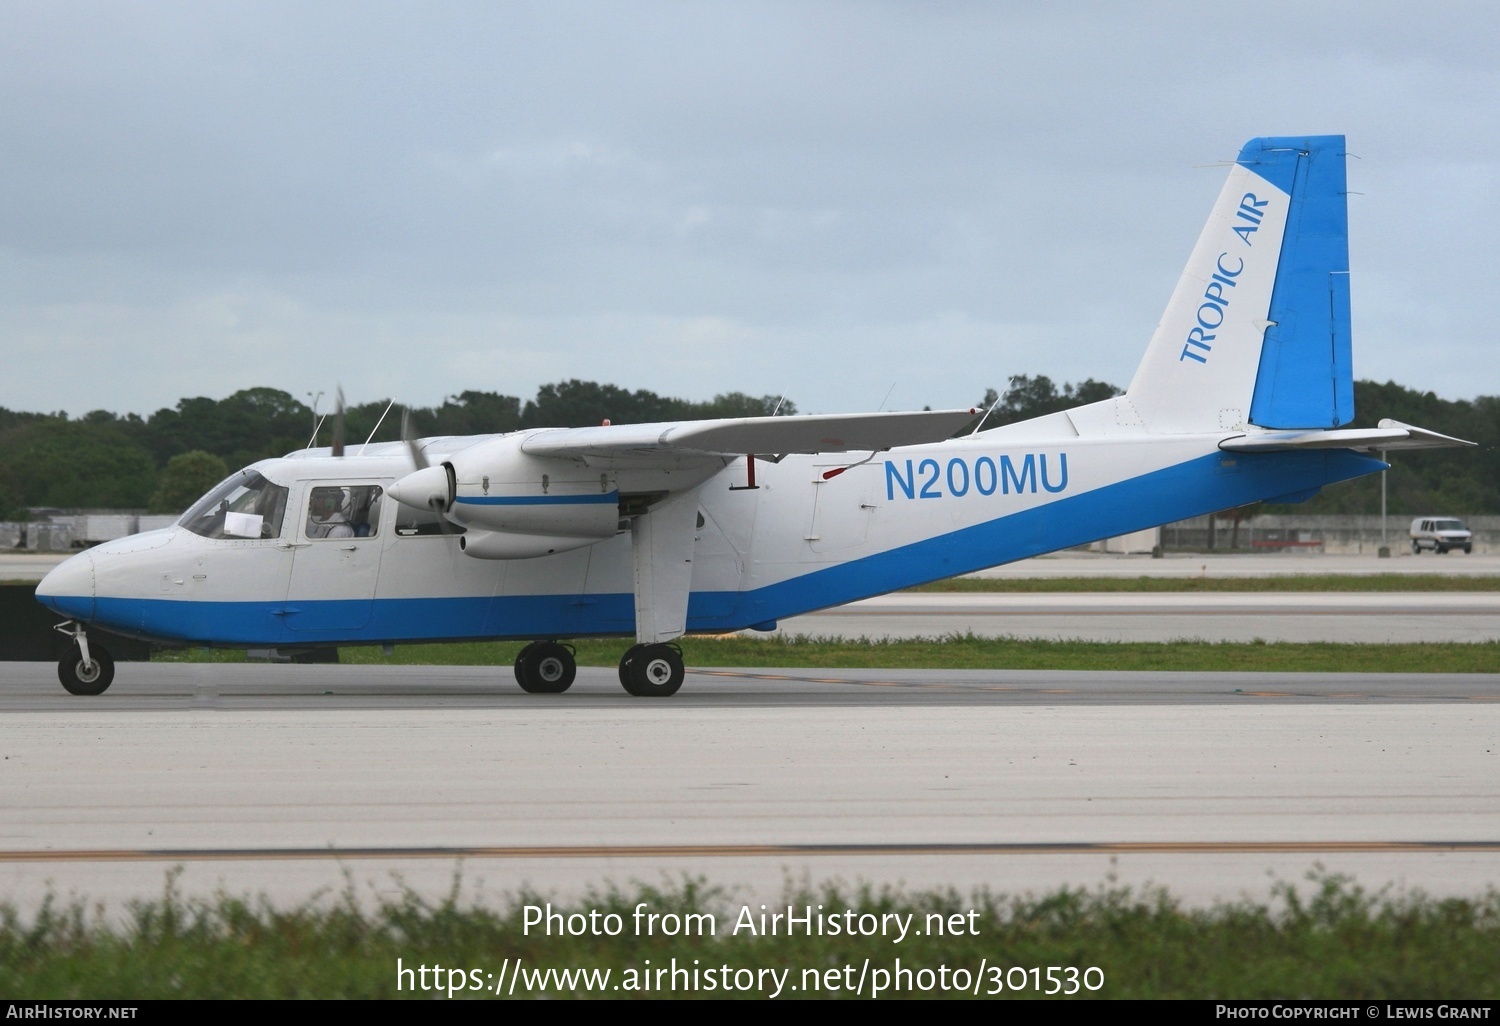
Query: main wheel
xmin=620 ymin=643 xmax=684 ymax=697
xmin=515 ymin=641 xmax=576 ymax=694
xmin=58 ymin=642 xmax=114 ymax=696
xmin=618 ymin=643 xmax=646 ymax=689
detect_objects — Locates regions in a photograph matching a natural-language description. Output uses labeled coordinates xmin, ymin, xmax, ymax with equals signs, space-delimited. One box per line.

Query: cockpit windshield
xmin=179 ymin=469 xmax=290 ymax=540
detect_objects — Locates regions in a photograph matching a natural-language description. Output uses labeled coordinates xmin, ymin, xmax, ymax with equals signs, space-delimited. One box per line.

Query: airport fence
xmin=1159 ymin=514 xmax=1500 ymax=555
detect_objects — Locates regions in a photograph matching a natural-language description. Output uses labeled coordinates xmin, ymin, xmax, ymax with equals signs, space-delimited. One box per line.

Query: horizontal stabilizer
xmin=521 ymin=409 xmax=978 ymax=461
xmin=1219 ymin=419 xmax=1474 ymax=453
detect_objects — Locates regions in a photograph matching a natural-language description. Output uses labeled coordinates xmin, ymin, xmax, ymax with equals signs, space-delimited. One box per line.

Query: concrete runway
xmin=776 ymin=591 xmax=1500 ymax=643
xmin=2 ymin=661 xmax=1498 ymax=916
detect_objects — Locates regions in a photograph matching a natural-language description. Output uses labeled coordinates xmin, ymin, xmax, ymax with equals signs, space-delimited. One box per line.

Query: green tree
xmin=688 ymin=392 xmax=795 ymax=418
xmin=521 ymin=380 xmax=691 ymax=428
xmin=145 ymin=388 xmax=311 ymax=467
xmin=0 ymin=421 xmax=157 ymax=509
xmin=149 ymin=450 xmax=229 ymax=513
xmin=969 ymin=375 xmax=1123 ymax=430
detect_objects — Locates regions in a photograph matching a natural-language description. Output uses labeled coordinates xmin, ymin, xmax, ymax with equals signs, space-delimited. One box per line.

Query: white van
xmin=1409 ymin=517 xmax=1473 ymax=554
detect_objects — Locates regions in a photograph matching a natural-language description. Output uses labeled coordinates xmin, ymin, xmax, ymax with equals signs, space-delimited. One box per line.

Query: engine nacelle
xmin=390 ymin=434 xmax=621 ymax=542
xmin=458 ymin=529 xmax=607 ymax=560
xmin=447 ymin=436 xmax=619 ymax=537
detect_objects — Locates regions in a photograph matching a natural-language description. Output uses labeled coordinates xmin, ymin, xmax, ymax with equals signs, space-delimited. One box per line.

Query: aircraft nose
xmin=35 ymin=551 xmax=96 ymax=622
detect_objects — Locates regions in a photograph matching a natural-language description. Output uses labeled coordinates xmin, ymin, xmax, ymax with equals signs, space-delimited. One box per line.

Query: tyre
xmin=513 ymin=641 xmax=537 ymax=685
xmin=516 ymin=641 xmax=576 ymax=694
xmin=618 ymin=643 xmax=646 ymax=690
xmin=58 ymin=642 xmax=114 ymax=696
xmin=1412 ymin=540 xmax=1420 ymax=555
xmin=621 ymin=643 xmax=684 ymax=697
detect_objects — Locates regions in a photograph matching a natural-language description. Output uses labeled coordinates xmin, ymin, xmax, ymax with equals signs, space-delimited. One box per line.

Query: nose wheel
xmin=513 ymin=641 xmax=576 ymax=694
xmin=54 ymin=623 xmax=115 ymax=696
xmin=619 ymin=643 xmax=685 ymax=697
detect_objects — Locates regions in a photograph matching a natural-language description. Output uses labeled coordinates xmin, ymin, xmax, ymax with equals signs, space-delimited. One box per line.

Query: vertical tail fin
xmin=1125 ymin=136 xmax=1352 ymax=433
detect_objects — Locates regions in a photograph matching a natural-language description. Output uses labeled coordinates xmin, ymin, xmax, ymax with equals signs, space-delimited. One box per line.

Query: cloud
xmin=1 ymin=1 xmax=1496 ymax=416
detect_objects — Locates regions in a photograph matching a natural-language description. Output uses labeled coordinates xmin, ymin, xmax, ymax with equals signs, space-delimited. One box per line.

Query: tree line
xmin=0 ymin=376 xmax=1493 ymax=517
xmin=0 ymin=382 xmax=793 ymax=516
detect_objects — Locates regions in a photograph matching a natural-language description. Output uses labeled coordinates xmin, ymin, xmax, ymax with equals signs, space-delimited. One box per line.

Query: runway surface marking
xmin=5 ymin=842 xmax=1500 ymax=863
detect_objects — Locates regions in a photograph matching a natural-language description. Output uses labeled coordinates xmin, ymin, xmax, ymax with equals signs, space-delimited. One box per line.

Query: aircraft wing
xmin=518 ymin=409 xmax=978 ymax=462
xmin=1219 ymin=419 xmax=1475 ymax=453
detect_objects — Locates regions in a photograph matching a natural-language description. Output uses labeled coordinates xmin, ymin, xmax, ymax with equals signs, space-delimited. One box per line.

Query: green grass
xmin=152 ymin=634 xmax=1500 ymax=674
xmin=4 ymin=872 xmax=1496 ymax=998
xmin=911 ymin=574 xmax=1500 ymax=592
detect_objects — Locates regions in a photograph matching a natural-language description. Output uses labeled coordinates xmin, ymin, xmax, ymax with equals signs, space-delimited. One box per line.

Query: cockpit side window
xmin=179 ymin=470 xmax=290 ymax=540
xmin=305 ymin=485 xmax=383 ymax=540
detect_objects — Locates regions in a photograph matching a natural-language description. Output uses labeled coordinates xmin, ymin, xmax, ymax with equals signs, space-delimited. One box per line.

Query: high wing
xmin=1219 ymin=419 xmax=1475 ymax=453
xmin=519 ymin=408 xmax=979 ymax=464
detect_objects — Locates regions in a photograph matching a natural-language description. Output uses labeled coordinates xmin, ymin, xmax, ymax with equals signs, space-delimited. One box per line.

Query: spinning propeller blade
xmin=330 ymin=387 xmax=346 ymax=457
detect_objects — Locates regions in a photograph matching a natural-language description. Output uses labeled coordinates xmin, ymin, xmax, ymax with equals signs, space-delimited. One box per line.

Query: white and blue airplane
xmin=36 ymin=135 xmax=1471 ymax=697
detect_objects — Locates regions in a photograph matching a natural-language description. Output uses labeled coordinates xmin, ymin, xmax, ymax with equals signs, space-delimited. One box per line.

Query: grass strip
xmin=152 ymin=635 xmax=1500 ymax=674
xmin=4 ymin=872 xmax=1497 ymax=999
xmin=910 ymin=574 xmax=1500 ymax=592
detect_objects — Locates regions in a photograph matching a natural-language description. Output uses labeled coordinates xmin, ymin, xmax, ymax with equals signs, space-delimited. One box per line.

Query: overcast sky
xmin=2 ymin=1 xmax=1496 ymax=419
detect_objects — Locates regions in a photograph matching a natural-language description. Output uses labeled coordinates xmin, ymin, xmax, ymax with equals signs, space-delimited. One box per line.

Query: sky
xmin=2 ymin=1 xmax=1496 ymax=419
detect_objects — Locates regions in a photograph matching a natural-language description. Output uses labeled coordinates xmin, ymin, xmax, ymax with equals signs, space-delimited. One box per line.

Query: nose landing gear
xmin=53 ymin=622 xmax=115 ymax=696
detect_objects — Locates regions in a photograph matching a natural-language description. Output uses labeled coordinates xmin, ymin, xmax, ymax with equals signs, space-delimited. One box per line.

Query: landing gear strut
xmin=618 ymin=643 xmax=685 ymax=697
xmin=513 ymin=641 xmax=576 ymax=694
xmin=53 ymin=622 xmax=115 ymax=696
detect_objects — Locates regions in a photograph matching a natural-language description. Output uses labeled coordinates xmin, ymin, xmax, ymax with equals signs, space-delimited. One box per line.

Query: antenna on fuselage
xmin=361 ymin=398 xmax=397 ymax=454
xmin=968 ymin=394 xmax=1003 ymax=435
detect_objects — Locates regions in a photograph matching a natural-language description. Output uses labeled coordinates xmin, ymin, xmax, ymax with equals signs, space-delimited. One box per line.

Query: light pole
xmin=1378 ymin=448 xmax=1390 ymax=558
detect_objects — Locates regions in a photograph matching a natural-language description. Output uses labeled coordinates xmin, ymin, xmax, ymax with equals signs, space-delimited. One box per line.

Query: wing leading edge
xmin=519 ymin=408 xmax=978 ymax=463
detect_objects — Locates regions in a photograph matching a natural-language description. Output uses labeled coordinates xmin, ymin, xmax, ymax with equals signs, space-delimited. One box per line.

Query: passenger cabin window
xmin=305 ymin=485 xmax=383 ymax=540
xmin=180 ymin=470 xmax=290 ymax=540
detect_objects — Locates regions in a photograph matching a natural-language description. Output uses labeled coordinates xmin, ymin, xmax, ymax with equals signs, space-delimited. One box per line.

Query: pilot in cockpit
xmin=306 ymin=487 xmax=355 ymax=539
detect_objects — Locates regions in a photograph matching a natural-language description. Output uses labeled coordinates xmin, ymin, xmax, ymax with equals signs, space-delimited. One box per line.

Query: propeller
xmin=331 ymin=386 xmax=346 ymax=457
xmin=390 ymin=408 xmax=457 ymax=531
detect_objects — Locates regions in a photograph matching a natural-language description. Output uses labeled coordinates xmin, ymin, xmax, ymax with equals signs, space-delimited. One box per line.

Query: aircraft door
xmin=284 ymin=482 xmax=386 ymax=632
xmin=808 ymin=462 xmax=877 ymax=553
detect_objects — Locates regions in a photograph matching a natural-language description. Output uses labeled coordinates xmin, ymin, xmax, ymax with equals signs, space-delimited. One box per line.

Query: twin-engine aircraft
xmin=36 ymin=135 xmax=1471 ymax=697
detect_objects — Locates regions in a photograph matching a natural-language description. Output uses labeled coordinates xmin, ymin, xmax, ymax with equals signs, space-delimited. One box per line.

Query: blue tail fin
xmin=1243 ymin=136 xmax=1353 ymax=429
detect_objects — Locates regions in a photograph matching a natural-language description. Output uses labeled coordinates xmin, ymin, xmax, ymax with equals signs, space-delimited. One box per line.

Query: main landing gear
xmin=618 ymin=643 xmax=685 ymax=697
xmin=53 ymin=622 xmax=115 ymax=696
xmin=513 ymin=641 xmax=577 ymax=694
xmin=510 ymin=640 xmax=686 ymax=697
